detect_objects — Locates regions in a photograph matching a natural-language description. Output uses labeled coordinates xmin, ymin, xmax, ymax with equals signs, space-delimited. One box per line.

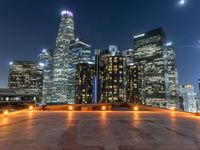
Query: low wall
xmin=127 ymin=103 xmax=171 ymax=112
xmin=37 ymin=103 xmax=112 ymax=111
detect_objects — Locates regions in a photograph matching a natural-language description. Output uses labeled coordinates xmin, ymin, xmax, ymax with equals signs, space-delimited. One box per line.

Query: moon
xmin=179 ymin=0 xmax=185 ymax=5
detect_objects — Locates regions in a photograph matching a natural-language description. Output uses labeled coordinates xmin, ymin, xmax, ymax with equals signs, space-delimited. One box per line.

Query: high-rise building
xmin=179 ymin=85 xmax=197 ymax=112
xmin=127 ymin=63 xmax=144 ymax=104
xmin=38 ymin=49 xmax=53 ymax=102
xmin=166 ymin=43 xmax=179 ymax=106
xmin=93 ymin=49 xmax=102 ymax=103
xmin=124 ymin=49 xmax=134 ymax=64
xmin=133 ymin=28 xmax=172 ymax=108
xmin=67 ymin=38 xmax=92 ymax=103
xmin=101 ymin=52 xmax=127 ymax=103
xmin=8 ymin=61 xmax=43 ymax=100
xmin=75 ymin=62 xmax=94 ymax=104
xmin=52 ymin=10 xmax=74 ymax=103
xmin=198 ymin=79 xmax=200 ymax=93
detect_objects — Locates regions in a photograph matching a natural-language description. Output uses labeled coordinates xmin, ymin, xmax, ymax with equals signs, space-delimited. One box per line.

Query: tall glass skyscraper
xmin=38 ymin=49 xmax=53 ymax=102
xmin=52 ymin=10 xmax=74 ymax=103
xmin=133 ymin=28 xmax=174 ymax=108
xmin=67 ymin=38 xmax=92 ymax=103
xmin=166 ymin=43 xmax=179 ymax=106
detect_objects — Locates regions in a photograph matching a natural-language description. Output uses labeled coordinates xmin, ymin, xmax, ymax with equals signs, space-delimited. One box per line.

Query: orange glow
xmin=29 ymin=105 xmax=33 ymax=110
xmin=102 ymin=106 xmax=106 ymax=111
xmin=169 ymin=107 xmax=176 ymax=111
xmin=134 ymin=106 xmax=139 ymax=111
xmin=4 ymin=110 xmax=9 ymax=116
xmin=69 ymin=106 xmax=73 ymax=111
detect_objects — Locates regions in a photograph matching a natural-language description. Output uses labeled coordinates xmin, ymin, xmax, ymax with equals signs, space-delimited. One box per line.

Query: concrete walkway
xmin=0 ymin=111 xmax=200 ymax=150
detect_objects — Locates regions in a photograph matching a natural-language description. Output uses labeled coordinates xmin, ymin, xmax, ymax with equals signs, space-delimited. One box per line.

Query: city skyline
xmin=1 ymin=0 xmax=200 ymax=92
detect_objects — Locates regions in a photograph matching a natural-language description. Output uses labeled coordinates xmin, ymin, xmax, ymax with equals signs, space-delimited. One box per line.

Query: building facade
xmin=127 ymin=63 xmax=144 ymax=104
xmin=75 ymin=63 xmax=94 ymax=104
xmin=124 ymin=49 xmax=134 ymax=64
xmin=67 ymin=38 xmax=92 ymax=102
xmin=38 ymin=49 xmax=54 ymax=102
xmin=8 ymin=61 xmax=43 ymax=100
xmin=51 ymin=10 xmax=74 ymax=103
xmin=179 ymin=85 xmax=197 ymax=113
xmin=166 ymin=43 xmax=179 ymax=106
xmin=101 ymin=52 xmax=127 ymax=103
xmin=0 ymin=88 xmax=37 ymax=102
xmin=133 ymin=28 xmax=172 ymax=107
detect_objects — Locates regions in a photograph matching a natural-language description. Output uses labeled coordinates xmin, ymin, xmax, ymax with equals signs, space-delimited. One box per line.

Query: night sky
xmin=0 ymin=0 xmax=200 ymax=92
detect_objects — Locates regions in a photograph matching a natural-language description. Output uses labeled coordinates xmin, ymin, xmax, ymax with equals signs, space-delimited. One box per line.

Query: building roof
xmin=0 ymin=88 xmax=36 ymax=96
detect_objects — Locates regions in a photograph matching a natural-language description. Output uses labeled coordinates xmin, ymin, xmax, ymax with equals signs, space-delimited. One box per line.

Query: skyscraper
xmin=101 ymin=50 xmax=127 ymax=103
xmin=67 ymin=38 xmax=92 ymax=103
xmin=75 ymin=62 xmax=94 ymax=104
xmin=198 ymin=79 xmax=200 ymax=93
xmin=166 ymin=43 xmax=179 ymax=106
xmin=133 ymin=28 xmax=171 ymax=108
xmin=93 ymin=49 xmax=102 ymax=103
xmin=52 ymin=10 xmax=74 ymax=103
xmin=127 ymin=63 xmax=144 ymax=104
xmin=38 ymin=49 xmax=53 ymax=102
xmin=8 ymin=61 xmax=43 ymax=100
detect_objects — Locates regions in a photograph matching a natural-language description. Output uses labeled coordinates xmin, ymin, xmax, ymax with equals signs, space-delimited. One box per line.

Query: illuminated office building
xmin=133 ymin=28 xmax=174 ymax=108
xmin=101 ymin=52 xmax=127 ymax=103
xmin=166 ymin=43 xmax=179 ymax=106
xmin=67 ymin=38 xmax=92 ymax=102
xmin=127 ymin=63 xmax=144 ymax=103
xmin=38 ymin=49 xmax=53 ymax=102
xmin=75 ymin=62 xmax=94 ymax=104
xmin=179 ymin=85 xmax=197 ymax=112
xmin=8 ymin=61 xmax=43 ymax=100
xmin=52 ymin=10 xmax=74 ymax=103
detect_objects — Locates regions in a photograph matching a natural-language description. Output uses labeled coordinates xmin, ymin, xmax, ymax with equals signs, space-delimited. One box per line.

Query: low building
xmin=179 ymin=85 xmax=197 ymax=112
xmin=0 ymin=88 xmax=37 ymax=102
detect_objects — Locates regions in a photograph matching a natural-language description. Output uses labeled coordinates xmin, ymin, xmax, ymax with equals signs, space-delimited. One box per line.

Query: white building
xmin=179 ymin=85 xmax=198 ymax=113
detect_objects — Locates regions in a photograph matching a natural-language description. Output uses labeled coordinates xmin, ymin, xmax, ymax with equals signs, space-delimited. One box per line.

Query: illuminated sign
xmin=61 ymin=10 xmax=73 ymax=17
xmin=134 ymin=33 xmax=145 ymax=39
xmin=166 ymin=42 xmax=172 ymax=46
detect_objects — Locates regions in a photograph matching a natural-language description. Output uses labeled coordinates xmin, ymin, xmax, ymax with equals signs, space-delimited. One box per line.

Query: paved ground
xmin=0 ymin=111 xmax=200 ymax=150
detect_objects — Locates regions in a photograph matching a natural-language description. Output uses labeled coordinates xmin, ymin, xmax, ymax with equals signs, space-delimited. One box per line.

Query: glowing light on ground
xmin=101 ymin=106 xmax=106 ymax=111
xmin=68 ymin=106 xmax=73 ymax=111
xmin=134 ymin=106 xmax=139 ymax=111
xmin=29 ymin=105 xmax=33 ymax=110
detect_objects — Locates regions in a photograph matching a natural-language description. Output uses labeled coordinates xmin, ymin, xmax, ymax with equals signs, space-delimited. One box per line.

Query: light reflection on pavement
xmin=0 ymin=111 xmax=200 ymax=150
